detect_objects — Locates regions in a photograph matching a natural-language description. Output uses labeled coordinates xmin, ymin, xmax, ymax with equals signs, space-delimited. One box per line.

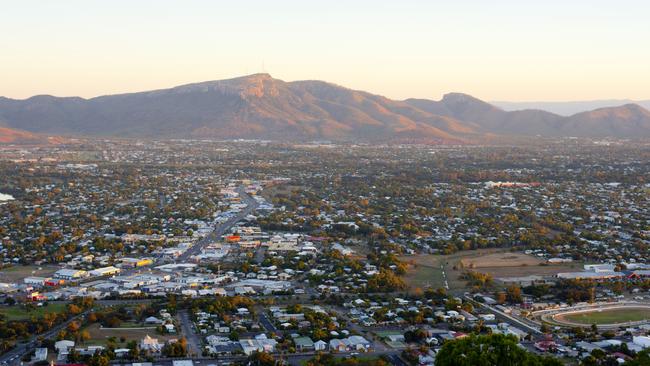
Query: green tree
xmin=625 ymin=349 xmax=650 ymax=365
xmin=435 ymin=334 xmax=563 ymax=366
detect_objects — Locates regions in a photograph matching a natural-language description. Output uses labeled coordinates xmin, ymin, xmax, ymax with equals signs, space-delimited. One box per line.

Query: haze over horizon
xmin=1 ymin=0 xmax=649 ymax=102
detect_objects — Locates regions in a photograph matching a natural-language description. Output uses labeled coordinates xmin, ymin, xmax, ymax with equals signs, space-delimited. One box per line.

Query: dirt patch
xmin=476 ymin=264 xmax=579 ymax=279
xmin=460 ymin=252 xmax=543 ymax=269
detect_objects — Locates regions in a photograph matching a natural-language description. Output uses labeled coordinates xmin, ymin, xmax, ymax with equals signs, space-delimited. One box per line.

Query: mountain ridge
xmin=1 ymin=74 xmax=650 ymax=143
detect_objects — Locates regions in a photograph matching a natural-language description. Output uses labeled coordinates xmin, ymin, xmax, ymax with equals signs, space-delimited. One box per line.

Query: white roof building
xmin=634 ymin=336 xmax=650 ymax=348
xmin=89 ymin=266 xmax=121 ymax=277
xmin=54 ymin=269 xmax=88 ymax=279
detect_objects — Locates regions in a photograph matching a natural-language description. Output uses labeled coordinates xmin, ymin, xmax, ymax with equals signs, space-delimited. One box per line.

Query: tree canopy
xmin=435 ymin=334 xmax=563 ymax=366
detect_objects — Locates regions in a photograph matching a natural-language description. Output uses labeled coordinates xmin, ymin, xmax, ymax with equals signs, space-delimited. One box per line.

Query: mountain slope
xmin=1 ymin=74 xmax=649 ymax=142
xmin=0 ymin=126 xmax=62 ymax=144
xmin=562 ymin=104 xmax=650 ymax=137
xmin=406 ymin=93 xmax=565 ymax=135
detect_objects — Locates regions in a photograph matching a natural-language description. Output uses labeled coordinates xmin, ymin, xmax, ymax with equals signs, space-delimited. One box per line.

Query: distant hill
xmin=1 ymin=74 xmax=650 ymax=142
xmin=409 ymin=93 xmax=650 ymax=138
xmin=493 ymin=100 xmax=650 ymax=116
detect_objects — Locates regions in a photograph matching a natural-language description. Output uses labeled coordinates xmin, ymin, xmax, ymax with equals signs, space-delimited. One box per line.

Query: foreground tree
xmin=435 ymin=334 xmax=563 ymax=366
xmin=247 ymin=351 xmax=276 ymax=366
xmin=625 ymin=350 xmax=650 ymax=365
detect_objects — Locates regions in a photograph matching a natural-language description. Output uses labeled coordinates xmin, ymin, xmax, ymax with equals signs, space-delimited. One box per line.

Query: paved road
xmin=178 ymin=310 xmax=202 ymax=357
xmin=254 ymin=246 xmax=267 ymax=264
xmin=385 ymin=354 xmax=409 ymax=366
xmin=108 ymin=350 xmax=405 ymax=366
xmin=258 ymin=313 xmax=278 ymax=333
xmin=176 ymin=186 xmax=258 ymax=262
xmin=466 ymin=295 xmax=542 ymax=336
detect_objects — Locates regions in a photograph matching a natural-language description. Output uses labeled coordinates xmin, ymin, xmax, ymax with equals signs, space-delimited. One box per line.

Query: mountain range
xmin=493 ymin=100 xmax=650 ymax=116
xmin=1 ymin=74 xmax=649 ymax=144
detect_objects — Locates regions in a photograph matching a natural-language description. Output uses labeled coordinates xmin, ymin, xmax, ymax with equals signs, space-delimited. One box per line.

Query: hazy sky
xmin=1 ymin=0 xmax=649 ymax=101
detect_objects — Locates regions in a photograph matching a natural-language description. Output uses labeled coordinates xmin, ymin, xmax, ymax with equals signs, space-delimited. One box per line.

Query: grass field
xmin=0 ymin=265 xmax=59 ymax=283
xmin=400 ymin=255 xmax=446 ymax=290
xmin=0 ymin=303 xmax=68 ymax=321
xmin=104 ymin=321 xmax=148 ymax=328
xmin=558 ymin=307 xmax=650 ymax=325
xmin=374 ymin=330 xmax=403 ymax=338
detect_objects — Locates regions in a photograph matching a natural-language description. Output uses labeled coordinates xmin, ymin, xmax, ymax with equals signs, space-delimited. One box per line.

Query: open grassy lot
xmin=400 ymin=254 xmax=446 ymax=290
xmin=401 ymin=249 xmax=514 ymax=291
xmin=82 ymin=323 xmax=174 ymax=347
xmin=0 ymin=302 xmax=68 ymax=321
xmin=558 ymin=307 xmax=650 ymax=325
xmin=0 ymin=265 xmax=59 ymax=283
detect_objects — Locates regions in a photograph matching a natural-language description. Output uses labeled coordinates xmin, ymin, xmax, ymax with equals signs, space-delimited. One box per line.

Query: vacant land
xmin=460 ymin=252 xmax=542 ymax=268
xmin=478 ymin=264 xmax=580 ymax=279
xmin=453 ymin=250 xmax=577 ymax=279
xmin=0 ymin=265 xmax=59 ymax=283
xmin=401 ymin=249 xmax=580 ymax=292
xmin=260 ymin=184 xmax=302 ymax=202
xmin=82 ymin=323 xmax=174 ymax=346
xmin=0 ymin=303 xmax=68 ymax=321
xmin=558 ymin=307 xmax=650 ymax=325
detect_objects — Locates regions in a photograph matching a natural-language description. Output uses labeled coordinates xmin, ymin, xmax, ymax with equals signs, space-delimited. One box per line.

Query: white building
xmin=239 ymin=336 xmax=277 ymax=355
xmin=89 ymin=266 xmax=121 ymax=277
xmin=32 ymin=348 xmax=48 ymax=362
xmin=54 ymin=269 xmax=88 ymax=280
xmin=314 ymin=340 xmax=328 ymax=351
xmin=24 ymin=276 xmax=49 ymax=286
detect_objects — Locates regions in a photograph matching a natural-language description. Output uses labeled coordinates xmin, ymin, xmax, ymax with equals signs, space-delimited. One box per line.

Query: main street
xmin=176 ymin=186 xmax=258 ymax=262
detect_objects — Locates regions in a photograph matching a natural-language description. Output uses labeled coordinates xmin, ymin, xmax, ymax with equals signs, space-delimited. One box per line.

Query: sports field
xmin=558 ymin=307 xmax=650 ymax=325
